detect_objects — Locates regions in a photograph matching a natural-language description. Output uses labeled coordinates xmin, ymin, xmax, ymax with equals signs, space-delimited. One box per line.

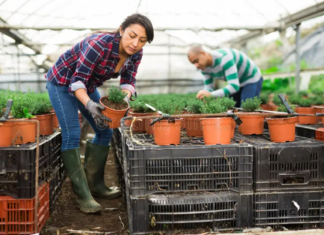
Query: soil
xmin=41 ymin=148 xmax=128 ymax=235
xmin=101 ymin=97 xmax=128 ymax=110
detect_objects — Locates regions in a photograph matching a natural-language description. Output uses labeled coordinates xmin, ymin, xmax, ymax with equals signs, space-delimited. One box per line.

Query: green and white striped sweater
xmin=201 ymin=48 xmax=262 ymax=97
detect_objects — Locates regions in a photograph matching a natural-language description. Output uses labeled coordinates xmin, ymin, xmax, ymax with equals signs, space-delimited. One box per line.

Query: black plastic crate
xmin=49 ymin=132 xmax=62 ymax=171
xmin=233 ymin=132 xmax=324 ymax=192
xmin=122 ymin=131 xmax=253 ymax=196
xmin=129 ymin=192 xmax=253 ymax=234
xmin=295 ymin=124 xmax=321 ymax=139
xmin=254 ymin=191 xmax=324 ymax=229
xmin=49 ymin=163 xmax=66 ymax=213
xmin=0 ymin=132 xmax=61 ymax=198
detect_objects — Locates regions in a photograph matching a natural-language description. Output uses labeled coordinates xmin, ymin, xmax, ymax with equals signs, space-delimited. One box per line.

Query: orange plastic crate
xmin=0 ymin=182 xmax=49 ymax=235
xmin=316 ymin=128 xmax=324 ymax=142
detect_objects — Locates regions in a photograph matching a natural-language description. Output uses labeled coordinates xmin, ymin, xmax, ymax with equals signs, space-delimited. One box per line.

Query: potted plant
xmin=30 ymin=94 xmax=55 ymax=135
xmin=259 ymin=93 xmax=275 ymax=111
xmin=310 ymin=96 xmax=324 ymax=124
xmin=298 ymin=90 xmax=308 ymax=98
xmin=272 ymin=96 xmax=282 ymax=108
xmin=152 ymin=100 xmax=183 ymax=145
xmin=219 ymin=97 xmax=236 ymax=138
xmin=99 ymin=86 xmax=129 ymax=129
xmin=185 ymin=99 xmax=204 ymax=137
xmin=238 ymin=97 xmax=264 ymax=135
xmin=0 ymin=93 xmax=14 ymax=147
xmin=295 ymin=98 xmax=316 ymax=125
xmin=288 ymin=94 xmax=301 ymax=106
xmin=200 ymin=98 xmax=231 ymax=145
xmin=129 ymin=99 xmax=155 ymax=133
xmin=266 ymin=104 xmax=297 ymax=143
xmin=11 ymin=91 xmax=36 ymax=144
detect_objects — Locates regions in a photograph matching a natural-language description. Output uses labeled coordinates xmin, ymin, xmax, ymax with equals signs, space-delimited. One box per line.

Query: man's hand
xmin=196 ymin=90 xmax=212 ymax=100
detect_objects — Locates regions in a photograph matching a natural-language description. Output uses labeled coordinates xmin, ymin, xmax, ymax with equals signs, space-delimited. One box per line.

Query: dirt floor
xmin=41 ymin=147 xmax=128 ymax=235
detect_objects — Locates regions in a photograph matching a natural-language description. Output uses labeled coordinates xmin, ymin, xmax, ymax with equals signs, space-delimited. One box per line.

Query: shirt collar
xmin=111 ymin=32 xmax=121 ymax=58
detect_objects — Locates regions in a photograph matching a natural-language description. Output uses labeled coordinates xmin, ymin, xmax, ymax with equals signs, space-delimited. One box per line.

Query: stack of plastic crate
xmin=0 ymin=132 xmax=65 ymax=234
xmin=234 ymin=131 xmax=324 ymax=229
xmin=118 ymin=121 xmax=254 ymax=234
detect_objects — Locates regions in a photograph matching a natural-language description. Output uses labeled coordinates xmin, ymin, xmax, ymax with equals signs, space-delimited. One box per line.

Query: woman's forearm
xmin=122 ymin=89 xmax=132 ymax=98
xmin=75 ymin=89 xmax=91 ymax=106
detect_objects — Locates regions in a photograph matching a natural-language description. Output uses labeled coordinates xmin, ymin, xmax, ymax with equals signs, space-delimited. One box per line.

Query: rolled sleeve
xmin=68 ymin=39 xmax=105 ymax=96
xmin=120 ymin=50 xmax=143 ymax=95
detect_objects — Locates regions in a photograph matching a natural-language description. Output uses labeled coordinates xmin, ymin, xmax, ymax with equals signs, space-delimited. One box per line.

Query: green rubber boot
xmin=61 ymin=148 xmax=102 ymax=213
xmin=84 ymin=140 xmax=122 ymax=199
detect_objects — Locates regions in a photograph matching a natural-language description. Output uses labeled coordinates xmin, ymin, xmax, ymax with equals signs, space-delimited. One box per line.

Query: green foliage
xmin=272 ymin=96 xmax=282 ymax=106
xmin=130 ymin=100 xmax=152 ymax=113
xmin=259 ymin=93 xmax=269 ymax=105
xmin=310 ymin=96 xmax=324 ymax=105
xmin=156 ymin=100 xmax=177 ymax=115
xmin=30 ymin=94 xmax=52 ymax=115
xmin=277 ymin=103 xmax=295 ymax=112
xmin=288 ymin=94 xmax=301 ymax=104
xmin=241 ymin=97 xmax=262 ymax=112
xmin=218 ymin=97 xmax=236 ymax=110
xmin=11 ymin=91 xmax=35 ymax=118
xmin=0 ymin=91 xmax=7 ymax=117
xmin=107 ymin=86 xmax=127 ymax=103
xmin=186 ymin=99 xmax=203 ymax=114
xmin=298 ymin=90 xmax=308 ymax=97
xmin=312 ymin=89 xmax=324 ymax=96
xmin=309 ymin=74 xmax=324 ymax=92
xmin=298 ymin=98 xmax=312 ymax=107
xmin=200 ymin=100 xmax=226 ymax=114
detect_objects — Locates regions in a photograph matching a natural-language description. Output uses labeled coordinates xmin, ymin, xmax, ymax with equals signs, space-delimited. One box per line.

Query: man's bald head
xmin=188 ymin=45 xmax=204 ymax=57
xmin=187 ymin=45 xmax=211 ymax=70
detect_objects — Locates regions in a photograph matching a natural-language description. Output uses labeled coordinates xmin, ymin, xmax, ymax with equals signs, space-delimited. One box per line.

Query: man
xmin=188 ymin=45 xmax=263 ymax=107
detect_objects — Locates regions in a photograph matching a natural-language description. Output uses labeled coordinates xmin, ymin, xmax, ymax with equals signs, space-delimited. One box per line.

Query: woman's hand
xmin=86 ymin=100 xmax=111 ymax=128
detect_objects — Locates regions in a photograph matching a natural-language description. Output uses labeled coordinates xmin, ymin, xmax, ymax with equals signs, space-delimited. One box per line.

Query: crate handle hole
xmin=289 ymin=209 xmax=296 ymax=215
xmin=282 ymin=177 xmax=305 ymax=184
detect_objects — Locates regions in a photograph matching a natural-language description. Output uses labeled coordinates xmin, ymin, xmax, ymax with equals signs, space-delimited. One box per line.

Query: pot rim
xmin=99 ymin=96 xmax=130 ymax=111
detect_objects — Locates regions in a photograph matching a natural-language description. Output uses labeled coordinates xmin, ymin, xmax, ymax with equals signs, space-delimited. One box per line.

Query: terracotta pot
xmin=181 ymin=111 xmax=187 ymax=130
xmin=238 ymin=114 xmax=265 ymax=135
xmin=99 ymin=97 xmax=129 ymax=129
xmin=200 ymin=117 xmax=232 ymax=145
xmin=267 ymin=117 xmax=297 ymax=143
xmin=52 ymin=112 xmax=59 ymax=129
xmin=231 ymin=119 xmax=235 ymax=138
xmin=35 ymin=113 xmax=54 ymax=135
xmin=185 ymin=117 xmax=203 ymax=137
xmin=0 ymin=122 xmax=14 ymax=147
xmin=153 ymin=119 xmax=183 ymax=145
xmin=78 ymin=111 xmax=83 ymax=127
xmin=261 ymin=104 xmax=277 ymax=111
xmin=146 ymin=119 xmax=154 ymax=135
xmin=129 ymin=111 xmax=155 ymax=133
xmin=12 ymin=118 xmax=36 ymax=145
xmin=295 ymin=107 xmax=316 ymax=125
xmin=313 ymin=106 xmax=324 ymax=124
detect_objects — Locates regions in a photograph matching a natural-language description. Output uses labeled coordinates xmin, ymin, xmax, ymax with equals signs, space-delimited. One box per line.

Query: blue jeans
xmin=231 ymin=77 xmax=263 ymax=107
xmin=46 ymin=82 xmax=113 ymax=152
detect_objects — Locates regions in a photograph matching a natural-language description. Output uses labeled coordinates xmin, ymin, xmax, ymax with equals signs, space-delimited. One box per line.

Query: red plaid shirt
xmin=45 ymin=32 xmax=142 ymax=96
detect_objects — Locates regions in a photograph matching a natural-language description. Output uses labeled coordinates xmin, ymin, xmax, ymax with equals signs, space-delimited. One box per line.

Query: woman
xmin=46 ymin=13 xmax=154 ymax=213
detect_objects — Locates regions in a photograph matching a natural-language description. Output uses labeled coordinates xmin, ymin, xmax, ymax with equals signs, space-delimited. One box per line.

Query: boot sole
xmin=78 ymin=204 xmax=102 ymax=214
xmin=92 ymin=192 xmax=122 ymax=199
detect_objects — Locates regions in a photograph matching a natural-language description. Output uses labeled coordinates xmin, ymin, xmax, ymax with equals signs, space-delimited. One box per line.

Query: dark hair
xmin=120 ymin=13 xmax=154 ymax=43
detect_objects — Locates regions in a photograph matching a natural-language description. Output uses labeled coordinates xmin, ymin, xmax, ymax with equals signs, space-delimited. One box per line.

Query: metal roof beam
xmin=229 ymin=1 xmax=324 ymax=46
xmin=0 ymin=24 xmax=280 ymax=32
